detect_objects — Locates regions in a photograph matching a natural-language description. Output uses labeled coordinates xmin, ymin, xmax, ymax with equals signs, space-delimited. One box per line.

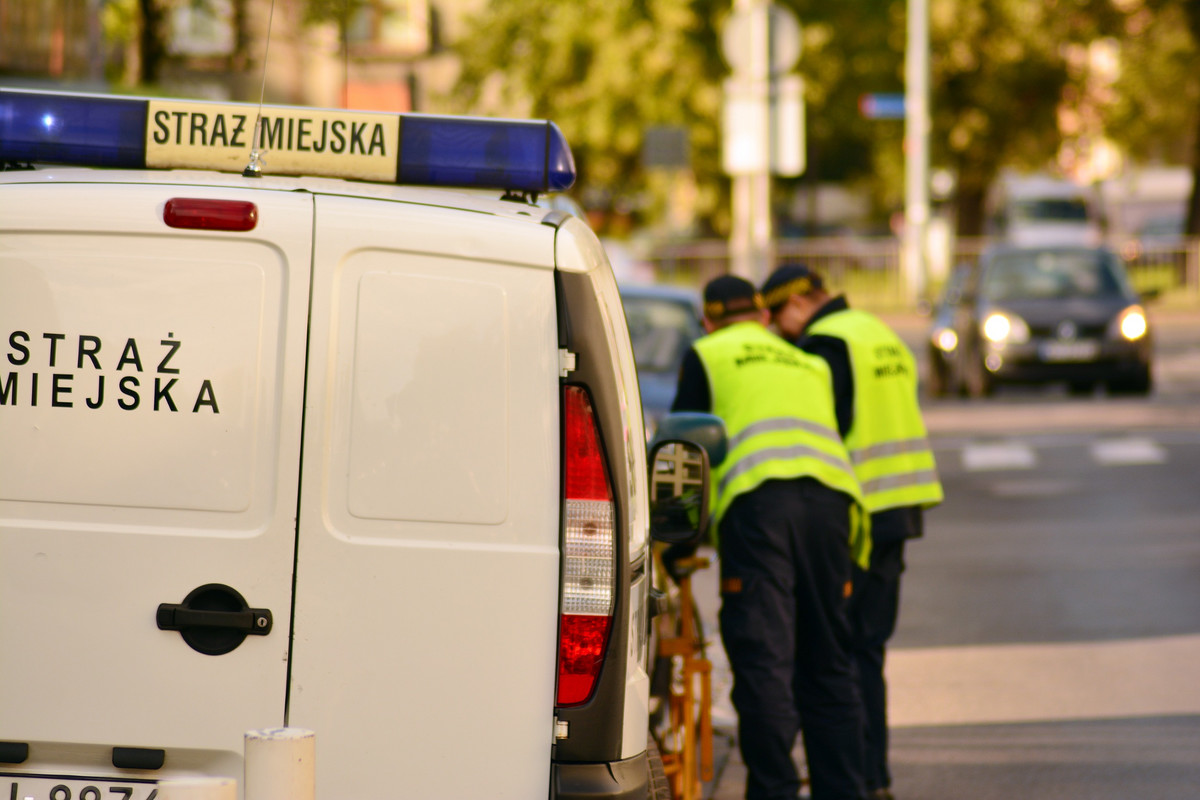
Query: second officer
xmin=761 ymin=263 xmax=944 ymax=800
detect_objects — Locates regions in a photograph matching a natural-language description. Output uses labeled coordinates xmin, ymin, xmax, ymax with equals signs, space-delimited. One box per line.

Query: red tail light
xmin=557 ymin=386 xmax=616 ymax=707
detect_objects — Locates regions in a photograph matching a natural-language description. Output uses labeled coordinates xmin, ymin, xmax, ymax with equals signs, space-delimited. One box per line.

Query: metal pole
xmin=750 ymin=3 xmax=773 ymax=284
xmin=904 ymin=0 xmax=930 ymax=304
xmin=731 ymin=173 xmax=752 ymax=279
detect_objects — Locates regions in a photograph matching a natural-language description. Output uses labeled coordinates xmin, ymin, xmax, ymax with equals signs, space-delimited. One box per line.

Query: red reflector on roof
xmin=164 ymin=198 xmax=257 ymax=231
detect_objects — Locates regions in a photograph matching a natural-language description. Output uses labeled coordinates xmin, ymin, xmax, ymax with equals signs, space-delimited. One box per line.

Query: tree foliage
xmin=1106 ymin=0 xmax=1200 ymax=234
xmin=449 ymin=0 xmax=1178 ymax=238
xmin=927 ymin=0 xmax=1126 ymax=234
xmin=451 ymin=0 xmax=728 ymax=233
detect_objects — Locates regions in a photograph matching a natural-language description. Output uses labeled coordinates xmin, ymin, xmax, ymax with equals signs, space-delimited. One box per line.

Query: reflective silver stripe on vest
xmin=849 ymin=436 xmax=933 ymax=466
xmin=728 ymin=416 xmax=843 ymax=453
xmin=860 ymin=468 xmax=940 ymax=496
xmin=718 ymin=443 xmax=855 ymax=496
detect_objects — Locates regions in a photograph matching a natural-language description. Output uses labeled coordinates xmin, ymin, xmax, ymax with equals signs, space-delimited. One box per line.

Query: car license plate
xmin=1041 ymin=340 xmax=1099 ymax=362
xmin=2 ymin=773 xmax=158 ymax=800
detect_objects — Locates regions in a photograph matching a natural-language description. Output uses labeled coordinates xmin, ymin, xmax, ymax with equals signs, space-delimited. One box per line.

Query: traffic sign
xmin=721 ymin=3 xmax=802 ymax=77
xmin=722 ymin=76 xmax=804 ymax=176
xmin=860 ymin=93 xmax=905 ymax=119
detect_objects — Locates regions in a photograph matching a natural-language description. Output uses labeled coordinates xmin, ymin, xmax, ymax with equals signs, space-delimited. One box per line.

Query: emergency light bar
xmin=0 ymin=88 xmax=576 ymax=193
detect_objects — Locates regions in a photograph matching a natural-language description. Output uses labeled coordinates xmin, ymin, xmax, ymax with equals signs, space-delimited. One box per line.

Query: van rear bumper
xmin=552 ymin=751 xmax=648 ymax=800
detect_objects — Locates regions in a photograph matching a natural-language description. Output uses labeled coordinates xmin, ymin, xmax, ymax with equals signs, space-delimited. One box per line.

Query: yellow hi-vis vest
xmin=694 ymin=322 xmax=869 ymax=568
xmin=808 ymin=309 xmax=944 ymax=512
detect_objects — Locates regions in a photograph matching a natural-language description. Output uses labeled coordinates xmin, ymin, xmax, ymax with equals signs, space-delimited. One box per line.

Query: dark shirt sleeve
xmin=797 ymin=333 xmax=854 ymax=438
xmin=871 ymin=506 xmax=924 ymax=546
xmin=670 ymin=346 xmax=711 ymax=412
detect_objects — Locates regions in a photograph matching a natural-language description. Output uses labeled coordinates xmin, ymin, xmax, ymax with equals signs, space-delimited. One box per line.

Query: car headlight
xmin=932 ymin=327 xmax=958 ymax=352
xmin=1115 ymin=305 xmax=1148 ymax=341
xmin=981 ymin=311 xmax=1030 ymax=344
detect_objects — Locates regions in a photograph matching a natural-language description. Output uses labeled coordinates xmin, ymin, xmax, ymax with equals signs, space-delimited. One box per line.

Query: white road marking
xmin=989 ymin=478 xmax=1079 ymax=497
xmin=961 ymin=442 xmax=1037 ymax=471
xmin=887 ymin=634 xmax=1200 ymax=727
xmin=1091 ymin=436 xmax=1168 ymax=465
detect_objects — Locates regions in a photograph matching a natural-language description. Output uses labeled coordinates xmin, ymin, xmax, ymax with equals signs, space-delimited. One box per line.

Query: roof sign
xmin=0 ymin=89 xmax=576 ymax=193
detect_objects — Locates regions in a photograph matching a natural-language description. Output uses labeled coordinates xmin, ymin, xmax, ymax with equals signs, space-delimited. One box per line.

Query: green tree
xmin=449 ymin=0 xmax=1125 ymax=239
xmin=783 ymin=0 xmax=908 ymax=227
xmin=925 ymin=0 xmax=1123 ymax=235
xmin=1106 ymin=0 xmax=1200 ymax=234
xmin=450 ymin=0 xmax=728 ymax=233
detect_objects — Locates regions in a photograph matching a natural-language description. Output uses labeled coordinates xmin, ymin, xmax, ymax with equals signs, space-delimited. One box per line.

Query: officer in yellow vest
xmin=761 ymin=264 xmax=944 ymax=800
xmin=669 ymin=274 xmax=870 ymax=800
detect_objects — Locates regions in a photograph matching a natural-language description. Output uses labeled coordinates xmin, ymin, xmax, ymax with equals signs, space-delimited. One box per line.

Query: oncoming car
xmin=618 ymin=284 xmax=704 ymax=440
xmin=0 ymin=88 xmax=714 ymax=800
xmin=932 ymin=245 xmax=1154 ymax=396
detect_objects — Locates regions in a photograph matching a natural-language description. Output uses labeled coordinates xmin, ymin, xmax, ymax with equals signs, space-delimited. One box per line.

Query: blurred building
xmin=0 ymin=0 xmax=480 ymax=112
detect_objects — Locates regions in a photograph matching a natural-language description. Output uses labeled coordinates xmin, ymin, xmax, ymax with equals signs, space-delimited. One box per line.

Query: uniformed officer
xmin=669 ymin=274 xmax=870 ymax=800
xmin=761 ymin=264 xmax=944 ymax=800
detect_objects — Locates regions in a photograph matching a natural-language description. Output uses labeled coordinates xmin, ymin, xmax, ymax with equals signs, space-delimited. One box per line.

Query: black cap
xmin=761 ymin=263 xmax=824 ymax=311
xmin=702 ymin=275 xmax=763 ymax=321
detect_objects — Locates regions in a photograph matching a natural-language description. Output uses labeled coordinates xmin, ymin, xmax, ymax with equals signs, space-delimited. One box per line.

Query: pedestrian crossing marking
xmin=961 ymin=443 xmax=1037 ymax=471
xmin=886 ymin=634 xmax=1200 ymax=727
xmin=955 ymin=435 xmax=1174 ymax=472
xmin=1091 ymin=436 xmax=1167 ymax=465
xmin=989 ymin=478 xmax=1078 ymax=497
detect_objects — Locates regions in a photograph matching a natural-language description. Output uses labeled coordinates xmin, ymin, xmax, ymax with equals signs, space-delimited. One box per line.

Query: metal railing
xmin=641 ymin=236 xmax=1200 ymax=311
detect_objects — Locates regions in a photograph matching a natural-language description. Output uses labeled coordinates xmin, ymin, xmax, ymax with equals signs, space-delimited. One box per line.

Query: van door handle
xmin=157 ymin=583 xmax=273 ymax=655
xmin=157 ymin=606 xmax=272 ymax=634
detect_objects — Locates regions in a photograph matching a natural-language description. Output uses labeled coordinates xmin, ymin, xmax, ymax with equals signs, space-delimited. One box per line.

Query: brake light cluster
xmin=556 ymin=385 xmax=616 ymax=707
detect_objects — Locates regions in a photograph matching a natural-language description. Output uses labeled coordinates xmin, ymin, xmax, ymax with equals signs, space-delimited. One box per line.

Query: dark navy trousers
xmin=717 ymin=478 xmax=867 ymax=800
xmin=849 ymin=538 xmax=906 ymax=793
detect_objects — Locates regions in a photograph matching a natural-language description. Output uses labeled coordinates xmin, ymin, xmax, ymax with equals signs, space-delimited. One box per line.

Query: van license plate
xmin=2 ymin=774 xmax=158 ymax=800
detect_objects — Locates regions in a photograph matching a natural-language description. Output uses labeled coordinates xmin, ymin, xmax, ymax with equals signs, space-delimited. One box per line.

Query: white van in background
xmin=988 ymin=171 xmax=1104 ymax=247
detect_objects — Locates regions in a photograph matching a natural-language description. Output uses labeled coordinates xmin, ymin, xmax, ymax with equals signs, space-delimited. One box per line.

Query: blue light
xmin=0 ymin=89 xmax=577 ymax=193
xmin=1 ymin=90 xmax=147 ymax=167
xmin=398 ymin=115 xmax=576 ymax=193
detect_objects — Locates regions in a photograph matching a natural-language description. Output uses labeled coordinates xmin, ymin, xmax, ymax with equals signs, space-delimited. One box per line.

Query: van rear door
xmin=0 ymin=182 xmax=313 ymax=778
xmin=288 ymin=194 xmax=563 ymax=800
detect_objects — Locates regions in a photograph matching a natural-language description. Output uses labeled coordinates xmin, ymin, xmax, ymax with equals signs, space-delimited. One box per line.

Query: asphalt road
xmin=692 ymin=305 xmax=1200 ymax=800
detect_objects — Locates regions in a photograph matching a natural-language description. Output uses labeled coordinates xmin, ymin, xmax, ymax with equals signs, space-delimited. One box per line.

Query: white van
xmin=0 ymin=88 xmax=712 ymax=800
xmin=987 ymin=171 xmax=1103 ymax=247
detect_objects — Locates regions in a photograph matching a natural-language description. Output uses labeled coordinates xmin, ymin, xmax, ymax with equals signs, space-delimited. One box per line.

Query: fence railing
xmin=640 ymin=236 xmax=1200 ymax=311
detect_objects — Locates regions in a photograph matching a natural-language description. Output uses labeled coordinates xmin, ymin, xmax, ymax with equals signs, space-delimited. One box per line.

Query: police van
xmin=0 ymin=89 xmax=713 ymax=800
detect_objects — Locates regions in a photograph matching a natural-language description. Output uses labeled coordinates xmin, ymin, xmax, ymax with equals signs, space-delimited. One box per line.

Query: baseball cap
xmin=761 ymin=263 xmax=824 ymax=311
xmin=702 ymin=275 xmax=763 ymax=321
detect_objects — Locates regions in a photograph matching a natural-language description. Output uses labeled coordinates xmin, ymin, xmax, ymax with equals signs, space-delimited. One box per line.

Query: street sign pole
xmin=723 ymin=1 xmax=803 ymax=284
xmin=904 ymin=0 xmax=931 ymax=304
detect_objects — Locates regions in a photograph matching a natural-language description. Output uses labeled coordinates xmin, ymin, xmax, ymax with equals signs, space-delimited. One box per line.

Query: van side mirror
xmin=648 ymin=439 xmax=710 ymax=545
xmin=647 ymin=412 xmax=727 ymax=544
xmin=651 ymin=411 xmax=727 ymax=467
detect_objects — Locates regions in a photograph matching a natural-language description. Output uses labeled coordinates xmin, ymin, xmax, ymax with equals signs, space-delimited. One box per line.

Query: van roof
xmin=0 ymin=164 xmax=573 ymax=223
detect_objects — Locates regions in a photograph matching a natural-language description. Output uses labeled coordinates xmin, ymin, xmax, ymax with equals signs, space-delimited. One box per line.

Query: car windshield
xmin=1010 ymin=198 xmax=1090 ymax=223
xmin=622 ymin=295 xmax=702 ymax=373
xmin=981 ymin=250 xmax=1126 ymax=301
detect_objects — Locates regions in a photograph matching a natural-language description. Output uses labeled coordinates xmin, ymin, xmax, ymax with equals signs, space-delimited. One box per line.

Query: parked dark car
xmin=930 ymin=245 xmax=1155 ymax=397
xmin=619 ymin=284 xmax=705 ymax=438
xmin=926 ymin=261 xmax=972 ymax=397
